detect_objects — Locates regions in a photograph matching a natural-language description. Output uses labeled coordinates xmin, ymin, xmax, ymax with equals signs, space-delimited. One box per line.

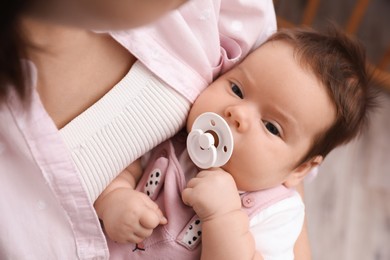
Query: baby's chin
xmin=222 ymin=164 xmax=267 ymax=192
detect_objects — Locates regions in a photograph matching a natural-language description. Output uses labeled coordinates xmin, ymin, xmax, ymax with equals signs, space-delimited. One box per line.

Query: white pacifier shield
xmin=187 ymin=112 xmax=234 ymax=169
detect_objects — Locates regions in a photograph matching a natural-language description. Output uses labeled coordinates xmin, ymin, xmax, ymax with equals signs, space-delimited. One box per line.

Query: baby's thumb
xmin=159 ymin=215 xmax=168 ymax=225
xmin=181 ymin=187 xmax=193 ymax=207
xmin=156 ymin=208 xmax=168 ymax=225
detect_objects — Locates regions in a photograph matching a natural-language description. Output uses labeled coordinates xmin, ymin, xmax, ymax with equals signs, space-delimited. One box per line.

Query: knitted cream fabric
xmin=60 ymin=61 xmax=190 ymax=201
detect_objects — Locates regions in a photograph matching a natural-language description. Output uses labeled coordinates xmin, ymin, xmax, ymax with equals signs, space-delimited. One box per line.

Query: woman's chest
xmin=33 ymin=33 xmax=136 ymax=129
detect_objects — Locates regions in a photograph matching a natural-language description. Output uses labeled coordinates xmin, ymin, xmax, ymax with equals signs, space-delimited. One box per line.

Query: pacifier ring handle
xmin=199 ymin=132 xmax=214 ymax=149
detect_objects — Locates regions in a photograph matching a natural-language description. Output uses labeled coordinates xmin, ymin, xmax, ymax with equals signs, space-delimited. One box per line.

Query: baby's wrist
xmin=201 ymin=208 xmax=243 ymax=223
xmin=95 ymin=187 xmax=131 ymax=220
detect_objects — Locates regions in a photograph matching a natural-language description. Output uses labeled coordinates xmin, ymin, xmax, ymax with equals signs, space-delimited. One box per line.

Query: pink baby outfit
xmin=107 ymin=133 xmax=294 ymax=259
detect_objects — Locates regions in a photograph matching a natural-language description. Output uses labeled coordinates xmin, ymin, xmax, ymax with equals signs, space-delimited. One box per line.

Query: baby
xmin=95 ymin=27 xmax=374 ymax=260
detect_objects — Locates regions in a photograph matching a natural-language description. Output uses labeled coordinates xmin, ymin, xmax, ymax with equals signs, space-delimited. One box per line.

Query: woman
xmin=1 ymin=0 xmax=187 ymax=258
xmin=0 ymin=0 xmax=310 ymax=258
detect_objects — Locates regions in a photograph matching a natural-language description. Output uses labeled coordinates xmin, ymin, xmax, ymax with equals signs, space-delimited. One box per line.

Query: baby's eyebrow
xmin=271 ymin=106 xmax=299 ymax=139
xmin=236 ymin=65 xmax=256 ymax=87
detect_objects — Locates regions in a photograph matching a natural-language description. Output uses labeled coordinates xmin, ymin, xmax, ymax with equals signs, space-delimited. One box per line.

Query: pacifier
xmin=187 ymin=112 xmax=234 ymax=169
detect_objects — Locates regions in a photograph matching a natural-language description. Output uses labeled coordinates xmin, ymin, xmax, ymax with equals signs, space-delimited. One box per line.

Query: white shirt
xmin=250 ymin=192 xmax=305 ymax=260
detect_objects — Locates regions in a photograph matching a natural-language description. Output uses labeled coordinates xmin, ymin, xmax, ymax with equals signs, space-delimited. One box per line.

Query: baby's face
xmin=187 ymin=41 xmax=336 ymax=191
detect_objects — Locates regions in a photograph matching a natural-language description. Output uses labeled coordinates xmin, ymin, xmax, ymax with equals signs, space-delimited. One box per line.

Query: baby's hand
xmin=99 ymin=188 xmax=167 ymax=243
xmin=182 ymin=168 xmax=241 ymax=221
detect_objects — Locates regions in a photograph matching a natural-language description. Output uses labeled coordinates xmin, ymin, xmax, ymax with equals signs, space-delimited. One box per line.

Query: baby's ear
xmin=283 ymin=155 xmax=323 ymax=188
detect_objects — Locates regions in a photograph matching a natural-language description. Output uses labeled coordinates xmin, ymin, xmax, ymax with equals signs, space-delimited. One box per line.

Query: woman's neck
xmin=21 ymin=16 xmax=136 ymax=129
xmin=22 ymin=16 xmax=95 ymax=63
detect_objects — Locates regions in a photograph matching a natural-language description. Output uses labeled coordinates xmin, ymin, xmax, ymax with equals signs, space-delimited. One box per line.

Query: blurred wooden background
xmin=274 ymin=1 xmax=390 ymax=259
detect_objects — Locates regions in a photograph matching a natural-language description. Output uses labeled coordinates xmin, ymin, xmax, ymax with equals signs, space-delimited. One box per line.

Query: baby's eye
xmin=264 ymin=121 xmax=280 ymax=136
xmin=231 ymin=83 xmax=244 ymax=99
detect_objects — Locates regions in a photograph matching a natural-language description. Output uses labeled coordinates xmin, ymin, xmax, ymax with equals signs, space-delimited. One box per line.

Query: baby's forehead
xmin=241 ymin=40 xmax=297 ymax=66
xmin=236 ymin=40 xmax=314 ymax=82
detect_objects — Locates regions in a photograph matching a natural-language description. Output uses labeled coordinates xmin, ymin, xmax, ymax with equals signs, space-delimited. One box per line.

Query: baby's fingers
xmin=139 ymin=207 xmax=166 ymax=229
xmin=185 ymin=176 xmax=202 ymax=189
xmin=158 ymin=209 xmax=168 ymax=225
xmin=181 ymin=187 xmax=194 ymax=207
xmin=125 ymin=232 xmax=145 ymax=244
xmin=106 ymin=225 xmax=146 ymax=244
xmin=141 ymin=195 xmax=167 ymax=225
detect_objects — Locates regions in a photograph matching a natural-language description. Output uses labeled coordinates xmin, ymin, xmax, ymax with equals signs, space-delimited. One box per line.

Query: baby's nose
xmin=224 ymin=105 xmax=253 ymax=132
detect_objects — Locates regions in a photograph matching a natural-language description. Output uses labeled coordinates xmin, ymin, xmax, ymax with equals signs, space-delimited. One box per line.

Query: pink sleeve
xmin=111 ymin=0 xmax=277 ymax=103
xmin=217 ymin=0 xmax=277 ymax=74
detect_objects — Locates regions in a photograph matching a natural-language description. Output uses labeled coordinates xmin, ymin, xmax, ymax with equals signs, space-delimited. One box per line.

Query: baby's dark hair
xmin=266 ymin=26 xmax=376 ymax=163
